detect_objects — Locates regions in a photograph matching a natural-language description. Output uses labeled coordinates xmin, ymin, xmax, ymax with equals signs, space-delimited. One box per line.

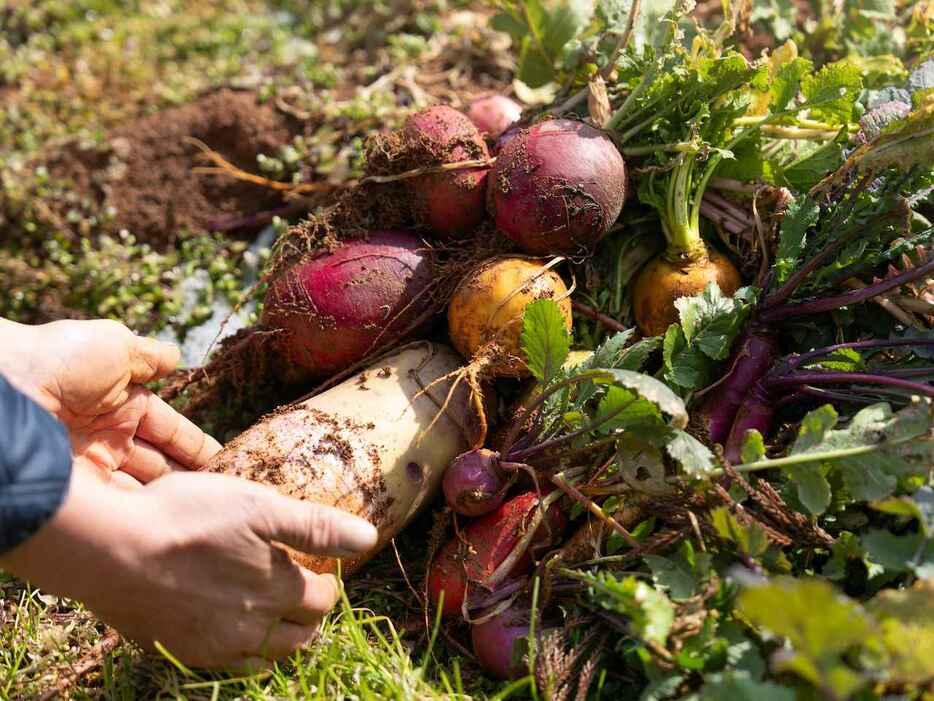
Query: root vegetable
xmin=203 ymin=343 xmax=482 ymax=576
xmin=471 ymin=605 xmax=533 ymax=679
xmin=632 ymin=249 xmax=741 ymax=337
xmin=427 ymin=491 xmax=565 ymax=617
xmin=403 ymin=105 xmax=491 ymax=237
xmin=443 ymin=449 xmax=507 ymax=517
xmin=441 ymin=257 xmax=572 ymax=446
xmin=262 ymin=230 xmax=433 ymax=376
xmin=487 ymin=119 xmax=627 ymax=255
xmin=448 ymin=258 xmax=572 ymax=378
xmin=695 ymin=332 xmax=778 ymax=445
xmin=467 ymin=95 xmax=523 ymax=139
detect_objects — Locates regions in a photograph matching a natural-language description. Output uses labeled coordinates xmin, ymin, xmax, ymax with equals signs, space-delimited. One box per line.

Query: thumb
xmin=252 ymin=492 xmax=379 ymax=558
xmin=129 ymin=334 xmax=181 ymax=384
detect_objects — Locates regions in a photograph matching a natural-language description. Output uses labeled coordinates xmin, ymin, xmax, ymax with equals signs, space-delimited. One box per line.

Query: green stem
xmin=727 ymin=444 xmax=880 ymax=473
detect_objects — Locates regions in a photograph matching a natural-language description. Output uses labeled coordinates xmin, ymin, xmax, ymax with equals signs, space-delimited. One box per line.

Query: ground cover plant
xmin=2 ymin=1 xmax=934 ymax=699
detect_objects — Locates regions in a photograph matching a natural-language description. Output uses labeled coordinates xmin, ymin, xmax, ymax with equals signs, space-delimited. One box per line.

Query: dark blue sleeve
xmin=0 ymin=374 xmax=72 ymax=555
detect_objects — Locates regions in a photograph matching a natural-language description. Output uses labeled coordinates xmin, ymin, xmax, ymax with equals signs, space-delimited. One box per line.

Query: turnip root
xmin=262 ymin=230 xmax=433 ymax=376
xmin=402 ymin=105 xmax=491 ymax=237
xmin=448 ymin=258 xmax=572 ymax=378
xmin=427 ymin=490 xmax=565 ymax=617
xmin=438 ymin=257 xmax=572 ymax=445
xmin=203 ymin=343 xmax=483 ymax=576
xmin=471 ymin=604 xmax=533 ymax=679
xmin=487 ymin=119 xmax=627 ymax=255
xmin=466 ymin=95 xmax=523 ymax=139
xmin=632 ymin=249 xmax=741 ymax=337
xmin=443 ymin=449 xmax=507 ymax=517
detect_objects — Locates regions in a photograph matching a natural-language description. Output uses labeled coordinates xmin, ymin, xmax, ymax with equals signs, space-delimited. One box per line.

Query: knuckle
xmin=307 ymin=507 xmax=337 ymax=551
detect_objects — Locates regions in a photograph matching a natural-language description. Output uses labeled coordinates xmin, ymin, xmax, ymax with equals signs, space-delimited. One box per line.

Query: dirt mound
xmin=42 ymin=88 xmax=301 ymax=248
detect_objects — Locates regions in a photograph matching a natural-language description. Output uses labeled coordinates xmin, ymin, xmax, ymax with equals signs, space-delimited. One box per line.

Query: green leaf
xmin=674 ymin=283 xmax=756 ymax=361
xmin=592 ymin=368 xmax=689 ymax=429
xmin=521 ymin=298 xmax=571 ymax=382
xmin=871 ymin=486 xmax=934 ymax=536
xmin=773 ymin=197 xmax=820 ymax=286
xmin=737 ymin=577 xmax=874 ymax=698
xmin=711 ymin=506 xmax=768 ymax=558
xmin=541 ymin=0 xmax=593 ymax=57
xmin=780 ymin=140 xmax=845 ymax=192
xmin=787 ymin=462 xmax=832 ymax=515
xmin=643 ymin=542 xmax=710 ymax=600
xmin=595 ymin=386 xmax=667 ymax=436
xmin=582 ymin=572 xmax=675 ymax=646
xmin=517 ymin=37 xmax=557 ymax=88
xmin=663 ymin=324 xmax=714 ymax=390
xmin=769 ymin=56 xmax=813 ymax=112
xmin=862 ymin=529 xmax=934 ymax=575
xmin=740 ymin=430 xmax=766 ymax=464
xmin=790 ymin=404 xmax=838 ymax=453
xmin=698 ymin=673 xmax=794 ymax=701
xmin=666 ymin=429 xmax=717 ymax=476
xmin=801 ymin=60 xmax=863 ymax=125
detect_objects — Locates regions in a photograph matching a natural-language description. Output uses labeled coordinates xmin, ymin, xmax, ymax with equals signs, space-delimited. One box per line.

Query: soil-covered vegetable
xmin=466 ymin=95 xmax=523 ymax=139
xmin=447 ymin=258 xmax=572 ymax=377
xmin=470 ymin=604 xmax=533 ymax=679
xmin=203 ymin=343 xmax=482 ymax=575
xmin=401 ymin=105 xmax=491 ymax=237
xmin=487 ymin=119 xmax=627 ymax=255
xmin=442 ymin=448 xmax=507 ymax=516
xmin=262 ymin=230 xmax=434 ymax=376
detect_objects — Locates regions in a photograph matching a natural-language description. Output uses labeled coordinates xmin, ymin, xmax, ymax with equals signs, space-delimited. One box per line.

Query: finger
xmin=136 ymin=391 xmax=222 ymax=469
xmin=123 ymin=438 xmax=185 ymax=483
xmin=257 ymin=620 xmax=320 ymax=661
xmin=128 ymin=334 xmax=181 ymax=384
xmin=252 ymin=494 xmax=379 ymax=558
xmin=282 ymin=571 xmax=341 ymax=626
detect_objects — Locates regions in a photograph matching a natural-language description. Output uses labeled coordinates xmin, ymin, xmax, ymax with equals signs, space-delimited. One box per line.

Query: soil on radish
xmin=30 ymin=89 xmax=303 ymax=249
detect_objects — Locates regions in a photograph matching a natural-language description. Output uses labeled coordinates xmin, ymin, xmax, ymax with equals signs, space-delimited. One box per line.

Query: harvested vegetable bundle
xmin=694 ymin=101 xmax=934 ymax=457
xmin=203 ymin=343 xmax=485 ymax=575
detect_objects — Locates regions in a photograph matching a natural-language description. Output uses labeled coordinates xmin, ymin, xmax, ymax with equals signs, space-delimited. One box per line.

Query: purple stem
xmin=784 ymin=337 xmax=934 ymax=370
xmin=766 ymin=371 xmax=934 ymax=397
xmin=759 ymin=258 xmax=934 ymax=323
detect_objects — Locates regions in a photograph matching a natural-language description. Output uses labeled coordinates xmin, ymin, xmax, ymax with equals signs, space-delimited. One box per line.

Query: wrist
xmin=0 ymin=319 xmax=48 ymax=409
xmin=0 ymin=470 xmax=145 ymax=600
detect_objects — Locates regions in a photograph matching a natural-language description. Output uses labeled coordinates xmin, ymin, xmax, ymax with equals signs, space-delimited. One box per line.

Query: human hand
xmin=0 ymin=318 xmax=220 ymax=486
xmin=0 ymin=469 xmax=379 ymax=669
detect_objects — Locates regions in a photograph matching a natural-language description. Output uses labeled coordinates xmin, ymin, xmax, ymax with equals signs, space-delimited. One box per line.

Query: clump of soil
xmin=35 ymin=88 xmax=302 ymax=248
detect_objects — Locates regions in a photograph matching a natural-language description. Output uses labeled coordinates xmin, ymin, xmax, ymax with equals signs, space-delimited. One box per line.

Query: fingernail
xmin=336 ymin=515 xmax=379 ymax=555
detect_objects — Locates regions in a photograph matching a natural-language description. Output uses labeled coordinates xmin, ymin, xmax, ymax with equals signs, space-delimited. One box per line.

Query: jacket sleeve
xmin=0 ymin=374 xmax=72 ymax=555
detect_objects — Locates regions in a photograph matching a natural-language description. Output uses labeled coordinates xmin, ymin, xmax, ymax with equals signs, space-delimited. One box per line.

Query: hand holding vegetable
xmin=0 ymin=469 xmax=378 ymax=669
xmin=0 ymin=318 xmax=221 ymax=486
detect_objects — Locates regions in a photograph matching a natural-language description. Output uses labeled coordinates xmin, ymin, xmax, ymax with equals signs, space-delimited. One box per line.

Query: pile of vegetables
xmin=181 ymin=1 xmax=934 ymax=697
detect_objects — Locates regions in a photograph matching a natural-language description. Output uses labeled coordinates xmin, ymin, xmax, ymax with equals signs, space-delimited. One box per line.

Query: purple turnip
xmin=487 ymin=119 xmax=627 ymax=255
xmin=471 ymin=605 xmax=532 ymax=679
xmin=443 ymin=448 xmax=507 ymax=516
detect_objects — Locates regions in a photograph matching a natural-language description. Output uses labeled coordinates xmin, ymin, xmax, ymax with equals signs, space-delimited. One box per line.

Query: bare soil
xmin=42 ymin=88 xmax=302 ymax=248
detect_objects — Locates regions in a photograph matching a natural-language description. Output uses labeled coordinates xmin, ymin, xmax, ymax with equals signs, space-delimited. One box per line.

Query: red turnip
xmin=427 ymin=490 xmax=565 ymax=617
xmin=443 ymin=448 xmax=507 ymax=517
xmin=261 ymin=230 xmax=432 ymax=376
xmin=467 ymin=95 xmax=523 ymax=139
xmin=403 ymin=105 xmax=490 ymax=237
xmin=487 ymin=119 xmax=627 ymax=255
